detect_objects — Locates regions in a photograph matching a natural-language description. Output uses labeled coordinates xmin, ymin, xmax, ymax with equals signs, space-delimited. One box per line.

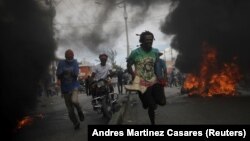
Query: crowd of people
xmin=41 ymin=30 xmax=187 ymax=129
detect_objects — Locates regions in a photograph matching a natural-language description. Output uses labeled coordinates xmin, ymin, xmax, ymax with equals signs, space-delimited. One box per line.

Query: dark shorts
xmin=138 ymin=83 xmax=166 ymax=109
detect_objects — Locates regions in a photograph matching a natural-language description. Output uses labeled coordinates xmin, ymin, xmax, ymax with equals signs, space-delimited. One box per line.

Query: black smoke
xmin=82 ymin=0 xmax=121 ymax=53
xmin=0 ymin=0 xmax=56 ymax=139
xmin=161 ymin=0 xmax=250 ymax=74
xmin=126 ymin=0 xmax=168 ymax=28
xmin=74 ymin=0 xmax=170 ymax=54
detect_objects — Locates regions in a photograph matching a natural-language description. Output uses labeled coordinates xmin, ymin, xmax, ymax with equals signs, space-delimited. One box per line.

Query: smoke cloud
xmin=161 ymin=0 xmax=250 ymax=74
xmin=57 ymin=0 xmax=171 ymax=55
xmin=82 ymin=0 xmax=121 ymax=53
xmin=127 ymin=0 xmax=167 ymax=28
xmin=0 ymin=0 xmax=56 ymax=138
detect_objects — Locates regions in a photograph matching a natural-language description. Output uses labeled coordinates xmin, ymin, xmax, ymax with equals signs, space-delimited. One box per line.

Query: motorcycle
xmin=90 ymin=78 xmax=119 ymax=119
xmin=78 ymin=79 xmax=85 ymax=93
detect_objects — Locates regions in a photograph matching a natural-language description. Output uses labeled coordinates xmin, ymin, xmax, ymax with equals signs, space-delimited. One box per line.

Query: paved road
xmin=122 ymin=87 xmax=250 ymax=125
xmin=13 ymin=92 xmax=110 ymax=141
xmin=12 ymin=86 xmax=250 ymax=141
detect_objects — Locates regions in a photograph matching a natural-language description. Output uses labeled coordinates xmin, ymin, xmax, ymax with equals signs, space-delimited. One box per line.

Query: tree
xmin=105 ymin=48 xmax=117 ymax=68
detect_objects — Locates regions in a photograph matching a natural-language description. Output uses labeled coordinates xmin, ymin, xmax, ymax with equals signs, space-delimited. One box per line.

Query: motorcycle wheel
xmin=101 ymin=97 xmax=113 ymax=120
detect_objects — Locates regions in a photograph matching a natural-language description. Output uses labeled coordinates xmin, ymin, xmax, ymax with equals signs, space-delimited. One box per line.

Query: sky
xmin=54 ymin=0 xmax=178 ymax=68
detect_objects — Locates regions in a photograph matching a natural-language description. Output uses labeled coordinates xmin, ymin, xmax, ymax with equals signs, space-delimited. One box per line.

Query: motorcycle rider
xmin=90 ymin=53 xmax=114 ymax=97
xmin=56 ymin=49 xmax=84 ymax=130
xmin=90 ymin=53 xmax=116 ymax=118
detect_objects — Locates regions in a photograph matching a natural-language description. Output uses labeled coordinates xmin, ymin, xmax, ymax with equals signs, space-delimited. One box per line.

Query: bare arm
xmin=127 ymin=60 xmax=135 ymax=81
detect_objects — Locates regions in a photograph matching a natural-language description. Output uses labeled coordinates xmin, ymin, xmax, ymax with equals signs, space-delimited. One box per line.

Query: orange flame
xmin=183 ymin=43 xmax=241 ymax=97
xmin=17 ymin=116 xmax=34 ymax=129
xmin=16 ymin=113 xmax=45 ymax=130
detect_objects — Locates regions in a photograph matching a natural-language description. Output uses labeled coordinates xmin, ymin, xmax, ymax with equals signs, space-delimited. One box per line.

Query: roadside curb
xmin=108 ymin=87 xmax=182 ymax=125
xmin=108 ymin=94 xmax=130 ymax=125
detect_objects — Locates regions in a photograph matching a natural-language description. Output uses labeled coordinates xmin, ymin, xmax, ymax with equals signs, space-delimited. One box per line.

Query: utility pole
xmin=164 ymin=50 xmax=167 ymax=61
xmin=95 ymin=0 xmax=130 ymax=58
xmin=170 ymin=47 xmax=173 ymax=61
xmin=123 ymin=1 xmax=129 ymax=58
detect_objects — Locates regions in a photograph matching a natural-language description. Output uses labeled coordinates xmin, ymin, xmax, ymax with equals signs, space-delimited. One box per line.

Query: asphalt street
xmin=122 ymin=87 xmax=250 ymax=125
xmin=12 ymin=86 xmax=250 ymax=141
xmin=13 ymin=92 xmax=110 ymax=141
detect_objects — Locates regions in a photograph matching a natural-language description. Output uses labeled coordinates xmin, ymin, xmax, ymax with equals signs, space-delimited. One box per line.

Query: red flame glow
xmin=17 ymin=116 xmax=34 ymax=129
xmin=183 ymin=43 xmax=241 ymax=97
xmin=16 ymin=113 xmax=45 ymax=130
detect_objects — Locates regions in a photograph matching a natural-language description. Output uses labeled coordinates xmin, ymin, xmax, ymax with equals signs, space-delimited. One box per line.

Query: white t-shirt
xmin=93 ymin=64 xmax=112 ymax=81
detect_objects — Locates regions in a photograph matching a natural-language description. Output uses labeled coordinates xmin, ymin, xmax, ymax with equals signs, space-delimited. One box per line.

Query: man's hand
xmin=158 ymin=78 xmax=167 ymax=87
xmin=131 ymin=72 xmax=135 ymax=81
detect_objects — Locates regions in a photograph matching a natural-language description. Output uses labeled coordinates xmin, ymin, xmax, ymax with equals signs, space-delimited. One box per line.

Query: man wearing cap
xmin=90 ymin=53 xmax=114 ymax=96
xmin=92 ymin=53 xmax=113 ymax=81
xmin=56 ymin=49 xmax=84 ymax=130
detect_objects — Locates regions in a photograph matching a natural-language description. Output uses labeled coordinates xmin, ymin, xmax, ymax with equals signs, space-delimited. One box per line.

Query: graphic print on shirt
xmin=137 ymin=57 xmax=155 ymax=81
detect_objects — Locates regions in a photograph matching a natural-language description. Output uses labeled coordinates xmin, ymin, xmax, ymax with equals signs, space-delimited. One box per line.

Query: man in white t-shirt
xmin=90 ymin=53 xmax=114 ymax=97
xmin=92 ymin=53 xmax=112 ymax=81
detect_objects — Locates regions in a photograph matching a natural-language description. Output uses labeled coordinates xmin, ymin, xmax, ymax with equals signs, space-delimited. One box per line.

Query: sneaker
xmin=74 ymin=122 xmax=80 ymax=130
